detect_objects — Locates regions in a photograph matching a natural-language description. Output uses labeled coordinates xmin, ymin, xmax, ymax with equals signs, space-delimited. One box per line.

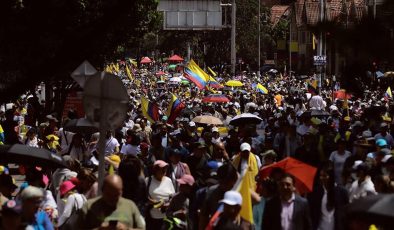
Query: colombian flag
xmin=207 ymin=76 xmax=223 ymax=89
xmin=166 ymin=94 xmax=185 ymax=124
xmin=184 ymin=68 xmax=207 ymax=89
xmin=256 ymin=83 xmax=268 ymax=94
xmin=307 ymin=80 xmax=318 ymax=94
xmin=141 ymin=96 xmax=160 ymax=124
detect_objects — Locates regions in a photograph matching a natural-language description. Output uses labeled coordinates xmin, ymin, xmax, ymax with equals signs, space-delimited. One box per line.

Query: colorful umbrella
xmin=140 ymin=57 xmax=152 ymax=64
xmin=259 ymin=157 xmax=317 ymax=194
xmin=192 ymin=115 xmax=223 ymax=125
xmin=334 ymin=90 xmax=352 ymax=99
xmin=168 ymin=64 xmax=177 ymax=70
xmin=168 ymin=54 xmax=184 ymax=62
xmin=202 ymin=94 xmax=230 ymax=103
xmin=225 ymin=80 xmax=244 ymax=87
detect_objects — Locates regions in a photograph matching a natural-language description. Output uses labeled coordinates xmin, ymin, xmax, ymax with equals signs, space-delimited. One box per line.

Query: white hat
xmin=212 ymin=127 xmax=219 ymax=132
xmin=20 ymin=186 xmax=44 ymax=201
xmin=189 ymin=121 xmax=196 ymax=127
xmin=240 ymin=143 xmax=251 ymax=152
xmin=219 ymin=191 xmax=242 ymax=206
xmin=382 ymin=155 xmax=392 ymax=163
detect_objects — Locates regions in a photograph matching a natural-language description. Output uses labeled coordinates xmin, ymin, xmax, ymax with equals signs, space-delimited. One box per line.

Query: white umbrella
xmin=169 ymin=77 xmax=182 ymax=83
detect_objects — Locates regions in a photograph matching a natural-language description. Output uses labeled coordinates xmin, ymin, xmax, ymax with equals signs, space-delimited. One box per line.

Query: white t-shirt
xmin=146 ymin=176 xmax=175 ymax=219
xmin=120 ymin=144 xmax=140 ymax=156
xmin=329 ymin=150 xmax=351 ymax=185
xmin=318 ymin=189 xmax=335 ymax=230
xmin=104 ymin=137 xmax=120 ymax=155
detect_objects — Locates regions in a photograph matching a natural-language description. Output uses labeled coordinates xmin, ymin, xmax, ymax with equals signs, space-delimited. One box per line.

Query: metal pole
xmin=289 ymin=18 xmax=292 ymax=77
xmin=187 ymin=42 xmax=191 ymax=61
xmin=97 ymin=128 xmax=106 ymax=195
xmin=231 ymin=0 xmax=236 ymax=75
xmin=318 ymin=0 xmax=324 ymax=89
xmin=373 ymin=0 xmax=376 ymax=19
xmin=258 ymin=0 xmax=261 ymax=77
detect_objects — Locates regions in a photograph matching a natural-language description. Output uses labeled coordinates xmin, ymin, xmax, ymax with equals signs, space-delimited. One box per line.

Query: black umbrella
xmin=301 ymin=109 xmax=330 ymax=118
xmin=230 ymin=113 xmax=263 ymax=126
xmin=346 ymin=194 xmax=394 ymax=228
xmin=0 ymin=144 xmax=66 ymax=168
xmin=64 ymin=118 xmax=99 ymax=134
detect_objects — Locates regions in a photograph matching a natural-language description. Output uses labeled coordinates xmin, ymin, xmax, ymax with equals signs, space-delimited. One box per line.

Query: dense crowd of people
xmin=0 ymin=60 xmax=393 ymax=230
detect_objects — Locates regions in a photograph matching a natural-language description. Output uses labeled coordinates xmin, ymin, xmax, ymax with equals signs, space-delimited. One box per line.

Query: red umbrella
xmin=168 ymin=54 xmax=184 ymax=62
xmin=202 ymin=94 xmax=230 ymax=103
xmin=155 ymin=71 xmax=166 ymax=76
xmin=140 ymin=57 xmax=152 ymax=64
xmin=259 ymin=157 xmax=317 ymax=194
xmin=334 ymin=90 xmax=352 ymax=99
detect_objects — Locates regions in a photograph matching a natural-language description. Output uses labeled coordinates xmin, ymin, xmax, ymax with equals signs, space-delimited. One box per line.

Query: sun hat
xmin=219 ymin=190 xmax=242 ymax=206
xmin=240 ymin=143 xmax=251 ymax=152
xmin=154 ymin=160 xmax=168 ymax=168
xmin=59 ymin=180 xmax=76 ymax=197
xmin=177 ymin=174 xmax=195 ymax=186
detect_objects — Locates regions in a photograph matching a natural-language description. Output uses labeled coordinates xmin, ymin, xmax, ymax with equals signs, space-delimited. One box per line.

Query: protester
xmin=20 ymin=186 xmax=54 ymax=230
xmin=213 ymin=190 xmax=252 ymax=230
xmin=145 ymin=160 xmax=175 ymax=230
xmin=76 ymin=174 xmax=145 ymax=229
xmin=262 ymin=174 xmax=312 ymax=230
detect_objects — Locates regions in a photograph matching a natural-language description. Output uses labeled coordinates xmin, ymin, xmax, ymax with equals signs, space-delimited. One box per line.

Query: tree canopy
xmin=0 ymin=0 xmax=158 ymax=101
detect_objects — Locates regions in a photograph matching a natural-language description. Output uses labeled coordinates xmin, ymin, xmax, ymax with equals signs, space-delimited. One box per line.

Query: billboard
xmin=157 ymin=0 xmax=223 ymax=30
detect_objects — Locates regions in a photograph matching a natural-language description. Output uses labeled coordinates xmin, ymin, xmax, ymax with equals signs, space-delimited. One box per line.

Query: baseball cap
xmin=219 ymin=191 xmax=242 ymax=206
xmin=240 ymin=143 xmax=251 ymax=152
xmin=177 ymin=174 xmax=195 ymax=186
xmin=376 ymin=139 xmax=388 ymax=147
xmin=194 ymin=142 xmax=207 ymax=149
xmin=189 ymin=121 xmax=196 ymax=127
xmin=212 ymin=127 xmax=219 ymax=133
xmin=154 ymin=160 xmax=168 ymax=168
xmin=0 ymin=174 xmax=17 ymax=190
xmin=380 ymin=122 xmax=388 ymax=128
xmin=59 ymin=180 xmax=76 ymax=197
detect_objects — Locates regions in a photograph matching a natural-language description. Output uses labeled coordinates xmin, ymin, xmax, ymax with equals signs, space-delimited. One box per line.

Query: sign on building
xmin=313 ymin=55 xmax=327 ymax=66
xmin=157 ymin=0 xmax=223 ymax=30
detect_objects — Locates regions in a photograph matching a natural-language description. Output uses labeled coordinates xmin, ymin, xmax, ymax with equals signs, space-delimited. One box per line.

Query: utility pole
xmin=373 ymin=0 xmax=376 ymax=19
xmin=231 ymin=0 xmax=236 ymax=75
xmin=289 ymin=16 xmax=292 ymax=78
xmin=318 ymin=0 xmax=325 ymax=89
xmin=258 ymin=0 xmax=261 ymax=77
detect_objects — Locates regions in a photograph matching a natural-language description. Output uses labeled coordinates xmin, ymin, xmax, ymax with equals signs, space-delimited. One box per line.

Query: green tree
xmin=0 ymin=0 xmax=158 ymax=102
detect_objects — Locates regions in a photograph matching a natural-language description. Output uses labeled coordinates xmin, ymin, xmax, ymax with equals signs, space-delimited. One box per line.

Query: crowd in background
xmin=0 ymin=60 xmax=393 ymax=230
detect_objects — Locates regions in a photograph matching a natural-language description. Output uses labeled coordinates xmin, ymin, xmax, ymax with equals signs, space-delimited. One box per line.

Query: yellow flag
xmin=237 ymin=172 xmax=254 ymax=224
xmin=188 ymin=59 xmax=210 ymax=81
xmin=108 ymin=165 xmax=114 ymax=175
xmin=208 ymin=67 xmax=217 ymax=77
xmin=125 ymin=65 xmax=133 ymax=81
